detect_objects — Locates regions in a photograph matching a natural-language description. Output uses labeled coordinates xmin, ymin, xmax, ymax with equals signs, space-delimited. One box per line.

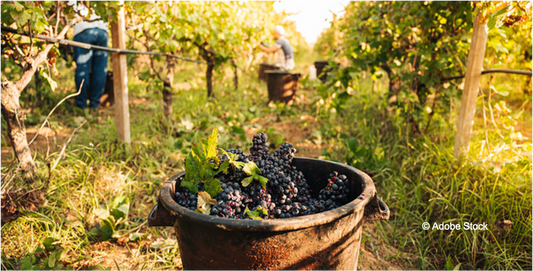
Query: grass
xmin=327 ymin=71 xmax=532 ymax=269
xmin=1 ymin=50 xmax=531 ymax=270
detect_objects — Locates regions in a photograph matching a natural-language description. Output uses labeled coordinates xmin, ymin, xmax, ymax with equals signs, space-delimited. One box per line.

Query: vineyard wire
xmin=1 ymin=26 xmax=206 ymax=64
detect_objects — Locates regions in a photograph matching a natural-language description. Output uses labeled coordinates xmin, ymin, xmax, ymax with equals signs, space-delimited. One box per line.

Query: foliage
xmin=320 ymin=70 xmax=532 ymax=269
xmin=343 ymin=137 xmax=389 ymax=175
xmin=196 ymin=191 xmax=217 ymax=214
xmin=314 ymin=12 xmax=342 ymax=58
xmin=220 ymin=149 xmax=246 ymax=175
xmin=125 ymin=1 xmax=303 ymax=97
xmin=1 ymin=1 xmax=57 ymax=36
xmin=89 ymin=195 xmax=130 ymax=241
xmin=476 ymin=1 xmax=532 ymax=29
xmin=182 ymin=128 xmax=229 ymax=197
xmin=335 ymin=1 xmax=472 ymax=126
xmin=5 ymin=237 xmax=79 ymax=270
xmin=181 ymin=128 xmax=269 ymax=198
xmin=240 ymin=161 xmax=269 ymax=189
xmin=0 ymin=0 xmax=126 ymax=88
xmin=244 ymin=206 xmax=269 ymax=220
xmin=316 ymin=1 xmax=531 ymax=134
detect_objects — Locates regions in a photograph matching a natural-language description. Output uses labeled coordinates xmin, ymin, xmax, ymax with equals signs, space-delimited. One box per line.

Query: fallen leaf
xmin=197 ymin=191 xmax=217 ymax=214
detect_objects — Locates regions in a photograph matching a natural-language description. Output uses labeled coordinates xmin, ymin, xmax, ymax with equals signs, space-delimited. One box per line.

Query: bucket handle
xmin=148 ymin=199 xmax=176 ymax=227
xmin=363 ymin=193 xmax=390 ymax=221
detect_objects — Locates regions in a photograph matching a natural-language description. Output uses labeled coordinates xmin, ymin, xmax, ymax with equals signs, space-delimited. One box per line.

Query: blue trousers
xmin=73 ymin=28 xmax=109 ymax=109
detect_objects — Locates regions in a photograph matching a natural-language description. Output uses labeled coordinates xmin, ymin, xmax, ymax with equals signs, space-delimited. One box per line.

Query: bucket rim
xmin=264 ymin=70 xmax=293 ymax=75
xmin=158 ymin=157 xmax=376 ymax=232
xmin=259 ymin=63 xmax=282 ymax=68
xmin=265 ymin=71 xmax=302 ymax=78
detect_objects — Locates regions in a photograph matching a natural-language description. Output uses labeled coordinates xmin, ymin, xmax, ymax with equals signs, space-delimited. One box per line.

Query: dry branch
xmin=28 ymin=80 xmax=84 ymax=146
xmin=51 ymin=119 xmax=87 ymax=172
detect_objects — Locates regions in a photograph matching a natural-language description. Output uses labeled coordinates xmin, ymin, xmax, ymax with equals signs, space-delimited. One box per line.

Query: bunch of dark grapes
xmin=211 ymin=182 xmax=245 ymax=218
xmin=174 ymin=132 xmax=354 ymax=220
xmin=242 ymin=182 xmax=274 ymax=211
xmin=317 ymin=171 xmax=350 ymax=210
xmin=249 ymin=133 xmax=269 ymax=161
xmin=224 ymin=148 xmax=248 ymax=162
xmin=175 ymin=189 xmax=198 ymax=211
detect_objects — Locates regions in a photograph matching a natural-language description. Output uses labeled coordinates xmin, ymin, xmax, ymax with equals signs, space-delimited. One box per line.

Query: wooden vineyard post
xmin=110 ymin=0 xmax=131 ymax=143
xmin=453 ymin=14 xmax=488 ymax=158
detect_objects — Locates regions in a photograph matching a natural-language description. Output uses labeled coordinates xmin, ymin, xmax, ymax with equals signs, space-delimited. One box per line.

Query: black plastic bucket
xmin=258 ymin=63 xmax=281 ymax=81
xmin=265 ymin=71 xmax=301 ymax=103
xmin=314 ymin=60 xmax=337 ymax=83
xmin=149 ymin=157 xmax=390 ymax=270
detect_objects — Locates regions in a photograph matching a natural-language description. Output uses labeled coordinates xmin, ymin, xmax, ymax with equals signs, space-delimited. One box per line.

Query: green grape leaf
xmin=184 ymin=152 xmax=201 ymax=183
xmin=257 ymin=175 xmax=269 ymax=189
xmin=13 ymin=1 xmax=24 ymax=12
xmin=487 ymin=6 xmax=509 ymax=30
xmin=217 ymin=159 xmax=230 ymax=174
xmin=220 ymin=149 xmax=245 ymax=175
xmin=240 ymin=161 xmax=269 ymax=187
xmin=205 ymin=128 xmax=219 ymax=159
xmin=245 ymin=206 xmax=268 ymax=220
xmin=220 ymin=149 xmax=237 ymax=161
xmin=10 ymin=9 xmax=32 ymax=26
xmin=243 ymin=161 xmax=261 ymax=175
xmin=203 ymin=178 xmax=222 ymax=198
xmin=181 ymin=180 xmax=198 ymax=194
xmin=241 ymin=176 xmax=253 ymax=187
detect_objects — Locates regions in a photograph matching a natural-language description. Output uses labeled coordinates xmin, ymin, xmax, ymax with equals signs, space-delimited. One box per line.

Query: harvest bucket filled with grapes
xmin=149 ymin=129 xmax=390 ymax=270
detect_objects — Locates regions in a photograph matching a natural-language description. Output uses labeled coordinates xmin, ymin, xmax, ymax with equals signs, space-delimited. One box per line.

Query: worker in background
xmin=258 ymin=25 xmax=295 ymax=71
xmin=68 ymin=1 xmax=109 ymax=118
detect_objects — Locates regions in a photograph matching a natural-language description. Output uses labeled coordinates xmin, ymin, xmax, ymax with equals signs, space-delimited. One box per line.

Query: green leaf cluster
xmin=244 ymin=206 xmax=269 ymax=220
xmin=181 ymin=128 xmax=229 ymax=197
xmin=314 ymin=1 xmax=475 ymax=125
xmin=15 ymin=237 xmax=69 ymax=270
xmin=241 ymin=161 xmax=269 ymax=189
xmin=180 ymin=128 xmax=269 ymax=201
xmin=89 ymin=195 xmax=130 ymax=241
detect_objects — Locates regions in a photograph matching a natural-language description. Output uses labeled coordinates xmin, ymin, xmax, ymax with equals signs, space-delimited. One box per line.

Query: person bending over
xmin=69 ymin=1 xmax=109 ymax=116
xmin=258 ymin=25 xmax=295 ymax=71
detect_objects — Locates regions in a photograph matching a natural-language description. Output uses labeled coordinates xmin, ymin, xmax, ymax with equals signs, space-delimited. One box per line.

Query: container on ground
xmin=149 ymin=157 xmax=390 ymax=270
xmin=314 ymin=61 xmax=337 ymax=83
xmin=265 ymin=71 xmax=301 ymax=103
xmin=258 ymin=63 xmax=282 ymax=81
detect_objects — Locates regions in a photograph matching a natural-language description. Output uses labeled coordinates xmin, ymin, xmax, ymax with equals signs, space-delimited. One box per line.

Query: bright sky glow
xmin=273 ymin=0 xmax=351 ymax=45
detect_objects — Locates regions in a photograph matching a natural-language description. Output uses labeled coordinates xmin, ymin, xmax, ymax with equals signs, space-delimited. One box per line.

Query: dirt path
xmin=244 ymin=113 xmax=331 ymax=159
xmin=1 ymin=126 xmax=72 ymax=164
xmin=358 ymin=222 xmax=417 ymax=270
